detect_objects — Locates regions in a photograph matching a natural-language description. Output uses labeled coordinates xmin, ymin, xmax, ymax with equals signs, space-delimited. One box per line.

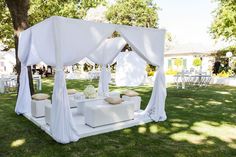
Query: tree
xmin=1 ymin=0 xmax=108 ymax=49
xmin=3 ymin=0 xmax=81 ymax=95
xmin=5 ymin=0 xmax=35 ymax=95
xmin=0 ymin=1 xmax=14 ymax=48
xmin=78 ymin=0 xmax=107 ymax=18
xmin=210 ymin=0 xmax=236 ymax=41
xmin=106 ymin=0 xmax=158 ymax=28
xmin=28 ymin=0 xmax=80 ymax=26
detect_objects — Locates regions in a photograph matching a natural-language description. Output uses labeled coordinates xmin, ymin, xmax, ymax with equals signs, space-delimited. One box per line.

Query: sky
xmin=109 ymin=0 xmax=228 ymax=51
xmin=155 ymin=0 xmax=231 ymax=51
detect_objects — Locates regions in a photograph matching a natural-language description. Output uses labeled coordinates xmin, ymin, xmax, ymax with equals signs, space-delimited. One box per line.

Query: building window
xmin=168 ymin=59 xmax=172 ymax=69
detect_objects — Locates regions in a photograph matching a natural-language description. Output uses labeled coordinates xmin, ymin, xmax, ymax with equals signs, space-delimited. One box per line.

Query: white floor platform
xmin=23 ymin=108 xmax=152 ymax=139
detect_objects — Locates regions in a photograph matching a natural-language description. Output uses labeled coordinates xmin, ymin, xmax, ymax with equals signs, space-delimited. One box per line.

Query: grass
xmin=0 ymin=78 xmax=236 ymax=157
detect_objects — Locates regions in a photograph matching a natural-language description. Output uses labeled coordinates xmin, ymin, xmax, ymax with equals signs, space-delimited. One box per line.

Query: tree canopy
xmin=0 ymin=0 xmax=106 ymax=48
xmin=106 ymin=0 xmax=158 ymax=28
xmin=0 ymin=1 xmax=13 ymax=48
xmin=210 ymin=0 xmax=236 ymax=42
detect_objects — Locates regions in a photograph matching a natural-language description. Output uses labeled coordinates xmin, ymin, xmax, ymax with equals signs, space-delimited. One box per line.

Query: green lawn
xmin=0 ymin=78 xmax=236 ymax=157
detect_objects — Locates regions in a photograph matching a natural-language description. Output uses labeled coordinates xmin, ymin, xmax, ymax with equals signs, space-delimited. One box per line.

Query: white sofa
xmin=31 ymin=99 xmax=51 ymax=118
xmin=84 ymin=101 xmax=135 ymax=127
xmin=122 ymin=95 xmax=141 ymax=111
xmin=73 ymin=97 xmax=104 ymax=115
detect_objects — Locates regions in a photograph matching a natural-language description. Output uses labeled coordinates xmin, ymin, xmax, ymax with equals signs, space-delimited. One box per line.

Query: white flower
xmin=83 ymin=85 xmax=97 ymax=99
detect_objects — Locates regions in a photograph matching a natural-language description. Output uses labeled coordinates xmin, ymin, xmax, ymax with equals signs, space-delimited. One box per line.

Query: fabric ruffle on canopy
xmin=16 ymin=16 xmax=166 ymax=144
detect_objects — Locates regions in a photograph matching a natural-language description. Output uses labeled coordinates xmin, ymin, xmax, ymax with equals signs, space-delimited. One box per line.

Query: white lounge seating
xmin=84 ymin=101 xmax=135 ymax=127
xmin=31 ymin=99 xmax=51 ymax=118
xmin=75 ymin=97 xmax=104 ymax=115
xmin=122 ymin=95 xmax=141 ymax=111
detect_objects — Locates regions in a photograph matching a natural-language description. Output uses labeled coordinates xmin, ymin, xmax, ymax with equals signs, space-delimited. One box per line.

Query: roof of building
xmin=165 ymin=42 xmax=217 ymax=56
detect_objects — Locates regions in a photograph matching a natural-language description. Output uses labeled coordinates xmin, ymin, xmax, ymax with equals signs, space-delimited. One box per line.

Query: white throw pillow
xmin=32 ymin=93 xmax=50 ymax=100
xmin=123 ymin=90 xmax=139 ymax=97
xmin=67 ymin=89 xmax=78 ymax=95
xmin=104 ymin=97 xmax=123 ymax=105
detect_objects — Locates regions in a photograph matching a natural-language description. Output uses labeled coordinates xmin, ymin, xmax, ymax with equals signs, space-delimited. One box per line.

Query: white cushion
xmin=32 ymin=93 xmax=50 ymax=100
xmin=104 ymin=97 xmax=123 ymax=104
xmin=67 ymin=89 xmax=78 ymax=95
xmin=84 ymin=101 xmax=135 ymax=127
xmin=123 ymin=90 xmax=139 ymax=97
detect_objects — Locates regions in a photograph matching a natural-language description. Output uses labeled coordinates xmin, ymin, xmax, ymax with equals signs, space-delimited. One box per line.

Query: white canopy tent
xmin=15 ymin=16 xmax=166 ymax=144
xmin=115 ymin=51 xmax=147 ymax=86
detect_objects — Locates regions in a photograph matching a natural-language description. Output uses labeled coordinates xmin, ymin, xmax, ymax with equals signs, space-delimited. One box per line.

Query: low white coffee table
xmin=84 ymin=101 xmax=135 ymax=128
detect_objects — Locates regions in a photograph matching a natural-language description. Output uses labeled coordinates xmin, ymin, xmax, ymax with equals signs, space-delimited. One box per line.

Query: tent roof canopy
xmin=19 ymin=16 xmax=165 ymax=67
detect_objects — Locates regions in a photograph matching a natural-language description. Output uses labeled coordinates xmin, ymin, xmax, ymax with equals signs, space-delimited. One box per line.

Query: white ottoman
xmin=75 ymin=98 xmax=104 ymax=115
xmin=45 ymin=104 xmax=52 ymax=125
xmin=84 ymin=101 xmax=135 ymax=127
xmin=31 ymin=99 xmax=51 ymax=118
xmin=122 ymin=95 xmax=141 ymax=111
xmin=109 ymin=91 xmax=120 ymax=98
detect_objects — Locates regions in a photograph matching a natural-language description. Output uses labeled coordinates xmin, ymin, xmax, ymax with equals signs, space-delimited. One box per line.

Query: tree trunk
xmin=5 ymin=0 xmax=34 ymax=95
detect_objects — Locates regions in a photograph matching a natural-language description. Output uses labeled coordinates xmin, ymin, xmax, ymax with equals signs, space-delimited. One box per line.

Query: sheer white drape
xmin=143 ymin=66 xmax=167 ymax=121
xmin=51 ymin=70 xmax=80 ymax=143
xmin=98 ymin=65 xmax=111 ymax=96
xmin=117 ymin=27 xmax=167 ymax=121
xmin=15 ymin=29 xmax=40 ymax=115
xmin=89 ymin=38 xmax=126 ymax=96
xmin=15 ymin=64 xmax=31 ymax=114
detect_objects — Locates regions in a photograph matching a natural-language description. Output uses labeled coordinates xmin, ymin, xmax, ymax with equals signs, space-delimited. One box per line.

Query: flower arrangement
xmin=83 ymin=85 xmax=97 ymax=99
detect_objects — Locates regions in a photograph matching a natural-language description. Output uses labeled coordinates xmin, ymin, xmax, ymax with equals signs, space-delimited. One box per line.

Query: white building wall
xmin=164 ymin=55 xmax=213 ymax=74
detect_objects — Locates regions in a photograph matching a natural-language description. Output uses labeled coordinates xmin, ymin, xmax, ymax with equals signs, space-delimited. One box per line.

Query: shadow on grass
xmin=0 ymin=78 xmax=236 ymax=157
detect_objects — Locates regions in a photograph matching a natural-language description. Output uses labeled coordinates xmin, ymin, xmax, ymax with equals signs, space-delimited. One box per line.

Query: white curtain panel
xmin=15 ymin=29 xmax=41 ymax=115
xmin=98 ymin=65 xmax=111 ymax=96
xmin=88 ymin=37 xmax=126 ymax=65
xmin=51 ymin=70 xmax=80 ymax=143
xmin=117 ymin=26 xmax=165 ymax=66
xmin=89 ymin=37 xmax=126 ymax=96
xmin=144 ymin=67 xmax=167 ymax=121
xmin=117 ymin=27 xmax=167 ymax=121
xmin=15 ymin=64 xmax=32 ymax=114
xmin=78 ymin=57 xmax=95 ymax=66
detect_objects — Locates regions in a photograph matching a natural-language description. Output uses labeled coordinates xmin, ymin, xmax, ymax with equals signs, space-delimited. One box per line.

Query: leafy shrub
xmin=217 ymin=70 xmax=234 ymax=77
xmin=165 ymin=69 xmax=178 ymax=75
xmin=193 ymin=57 xmax=202 ymax=67
xmin=148 ymin=70 xmax=155 ymax=76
